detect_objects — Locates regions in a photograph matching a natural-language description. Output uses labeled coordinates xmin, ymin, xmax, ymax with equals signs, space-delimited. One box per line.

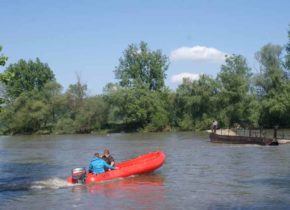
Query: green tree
xmin=254 ymin=44 xmax=284 ymax=96
xmin=114 ymin=41 xmax=169 ymax=91
xmin=53 ymin=76 xmax=89 ymax=134
xmin=73 ymin=96 xmax=108 ymax=133
xmin=40 ymin=81 xmax=66 ymax=125
xmin=55 ymin=76 xmax=110 ymax=134
xmin=0 ymin=46 xmax=9 ymax=111
xmin=286 ymin=26 xmax=290 ymax=71
xmin=2 ymin=58 xmax=55 ymax=99
xmin=144 ymin=89 xmax=171 ymax=131
xmin=107 ymin=42 xmax=171 ymax=132
xmin=65 ymin=75 xmax=87 ymax=120
xmin=254 ymin=44 xmax=289 ymax=127
xmin=0 ymin=57 xmax=57 ymax=134
xmin=0 ymin=46 xmax=8 ymax=66
xmin=175 ymin=75 xmax=219 ymax=130
xmin=104 ymin=86 xmax=171 ymax=131
xmin=0 ymin=92 xmax=50 ymax=134
xmin=105 ymin=87 xmax=148 ymax=131
xmin=217 ymin=54 xmax=253 ymax=127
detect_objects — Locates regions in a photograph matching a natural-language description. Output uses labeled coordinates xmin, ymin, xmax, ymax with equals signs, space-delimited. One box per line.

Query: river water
xmin=1 ymin=132 xmax=290 ymax=210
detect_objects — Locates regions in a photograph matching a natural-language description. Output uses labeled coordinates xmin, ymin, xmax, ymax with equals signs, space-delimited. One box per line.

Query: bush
xmin=178 ymin=115 xmax=194 ymax=131
xmin=55 ymin=118 xmax=75 ymax=134
xmin=146 ymin=111 xmax=169 ymax=132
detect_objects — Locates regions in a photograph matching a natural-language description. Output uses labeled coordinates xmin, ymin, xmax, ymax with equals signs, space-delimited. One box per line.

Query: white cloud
xmin=170 ymin=45 xmax=227 ymax=63
xmin=171 ymin=72 xmax=200 ymax=84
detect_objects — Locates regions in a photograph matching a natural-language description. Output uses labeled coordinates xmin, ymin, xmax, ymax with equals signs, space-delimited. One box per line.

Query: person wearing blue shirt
xmin=89 ymin=153 xmax=116 ymax=174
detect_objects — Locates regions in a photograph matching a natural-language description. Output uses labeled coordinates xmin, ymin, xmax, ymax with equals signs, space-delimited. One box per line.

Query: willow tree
xmin=254 ymin=44 xmax=289 ymax=127
xmin=175 ymin=75 xmax=220 ymax=130
xmin=217 ymin=54 xmax=253 ymax=127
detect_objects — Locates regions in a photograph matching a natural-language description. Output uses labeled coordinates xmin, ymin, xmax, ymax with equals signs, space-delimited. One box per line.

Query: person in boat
xmin=89 ymin=152 xmax=116 ymax=174
xmin=102 ymin=149 xmax=115 ymax=171
xmin=211 ymin=120 xmax=218 ymax=133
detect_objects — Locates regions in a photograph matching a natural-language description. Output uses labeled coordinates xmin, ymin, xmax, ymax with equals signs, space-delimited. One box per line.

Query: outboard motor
xmin=71 ymin=167 xmax=86 ymax=184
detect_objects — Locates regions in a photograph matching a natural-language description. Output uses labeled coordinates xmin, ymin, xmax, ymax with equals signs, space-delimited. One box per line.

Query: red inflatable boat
xmin=67 ymin=151 xmax=166 ymax=184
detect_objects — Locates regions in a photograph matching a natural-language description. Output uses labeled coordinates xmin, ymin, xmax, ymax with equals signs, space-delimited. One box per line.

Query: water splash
xmin=30 ymin=177 xmax=75 ymax=190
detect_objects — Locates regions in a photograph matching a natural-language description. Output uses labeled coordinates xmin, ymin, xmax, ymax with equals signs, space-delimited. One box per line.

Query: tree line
xmin=0 ymin=27 xmax=290 ymax=135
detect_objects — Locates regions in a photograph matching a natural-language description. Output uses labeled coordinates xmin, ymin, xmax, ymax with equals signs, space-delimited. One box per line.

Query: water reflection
xmin=72 ymin=174 xmax=165 ymax=207
xmin=72 ymin=174 xmax=164 ymax=192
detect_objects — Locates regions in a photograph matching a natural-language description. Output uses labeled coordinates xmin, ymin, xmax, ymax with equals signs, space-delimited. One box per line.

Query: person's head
xmin=94 ymin=152 xmax=100 ymax=157
xmin=104 ymin=149 xmax=110 ymax=156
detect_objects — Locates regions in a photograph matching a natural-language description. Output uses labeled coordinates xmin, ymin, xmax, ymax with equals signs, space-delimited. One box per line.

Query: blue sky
xmin=1 ymin=0 xmax=289 ymax=94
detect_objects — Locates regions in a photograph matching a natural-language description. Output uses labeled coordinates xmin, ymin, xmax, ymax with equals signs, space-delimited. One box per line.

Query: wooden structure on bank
xmin=209 ymin=127 xmax=279 ymax=146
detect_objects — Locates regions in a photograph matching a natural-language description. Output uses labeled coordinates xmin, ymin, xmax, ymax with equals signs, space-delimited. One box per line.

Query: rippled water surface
xmin=1 ymin=132 xmax=290 ymax=210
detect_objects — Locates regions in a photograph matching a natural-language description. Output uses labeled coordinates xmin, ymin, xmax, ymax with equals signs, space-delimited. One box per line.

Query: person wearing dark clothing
xmin=211 ymin=120 xmax=218 ymax=133
xmin=102 ymin=149 xmax=115 ymax=171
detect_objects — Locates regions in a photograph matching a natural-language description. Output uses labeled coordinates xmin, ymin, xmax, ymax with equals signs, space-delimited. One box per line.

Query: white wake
xmin=30 ymin=177 xmax=75 ymax=190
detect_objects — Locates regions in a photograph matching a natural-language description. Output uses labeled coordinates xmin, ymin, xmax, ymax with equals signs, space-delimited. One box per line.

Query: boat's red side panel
xmin=67 ymin=151 xmax=165 ymax=184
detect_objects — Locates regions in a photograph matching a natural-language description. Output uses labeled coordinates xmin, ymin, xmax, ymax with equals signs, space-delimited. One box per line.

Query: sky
xmin=0 ymin=0 xmax=289 ymax=94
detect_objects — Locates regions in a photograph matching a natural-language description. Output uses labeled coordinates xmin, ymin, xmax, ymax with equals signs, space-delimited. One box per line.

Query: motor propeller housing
xmin=71 ymin=167 xmax=86 ymax=183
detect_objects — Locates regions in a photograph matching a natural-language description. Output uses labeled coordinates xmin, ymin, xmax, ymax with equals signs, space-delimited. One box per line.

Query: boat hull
xmin=209 ymin=133 xmax=278 ymax=146
xmin=67 ymin=151 xmax=166 ymax=184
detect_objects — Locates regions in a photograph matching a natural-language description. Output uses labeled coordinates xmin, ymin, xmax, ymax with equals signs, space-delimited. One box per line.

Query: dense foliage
xmin=0 ymin=46 xmax=8 ymax=67
xmin=2 ymin=58 xmax=55 ymax=99
xmin=217 ymin=55 xmax=253 ymax=127
xmin=286 ymin=27 xmax=290 ymax=71
xmin=114 ymin=41 xmax=169 ymax=91
xmin=1 ymin=27 xmax=290 ymax=135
